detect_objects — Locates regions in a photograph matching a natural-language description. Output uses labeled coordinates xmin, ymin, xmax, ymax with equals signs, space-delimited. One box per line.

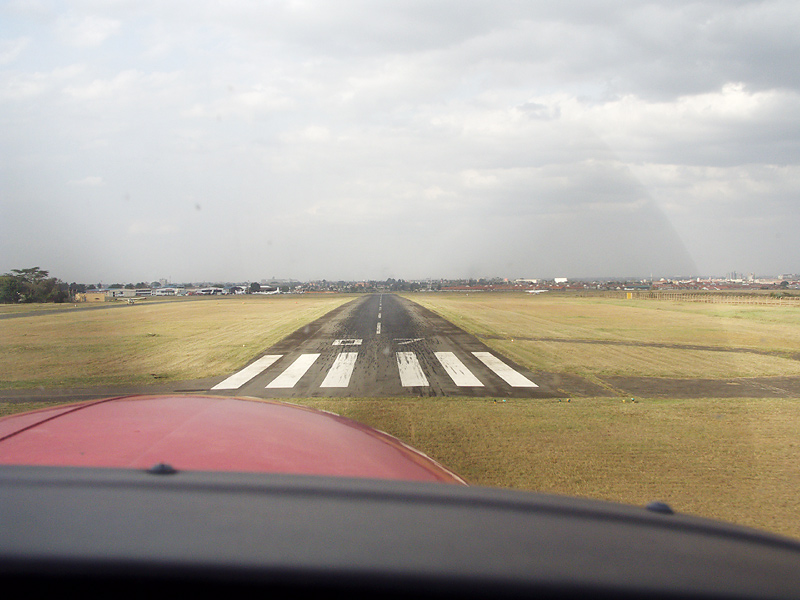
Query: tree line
xmin=0 ymin=267 xmax=69 ymax=303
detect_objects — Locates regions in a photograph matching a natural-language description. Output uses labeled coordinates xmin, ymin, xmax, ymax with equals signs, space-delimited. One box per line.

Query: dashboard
xmin=2 ymin=465 xmax=800 ymax=598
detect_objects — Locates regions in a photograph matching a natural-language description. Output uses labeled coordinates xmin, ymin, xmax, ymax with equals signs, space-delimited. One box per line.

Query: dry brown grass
xmin=408 ymin=293 xmax=800 ymax=379
xmin=491 ymin=339 xmax=800 ymax=379
xmin=0 ymin=295 xmax=352 ymax=388
xmin=293 ymin=396 xmax=800 ymax=540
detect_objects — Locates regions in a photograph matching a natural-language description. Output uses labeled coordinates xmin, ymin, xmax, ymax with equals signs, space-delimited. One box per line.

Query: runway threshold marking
xmin=267 ymin=353 xmax=320 ymax=388
xmin=472 ymin=352 xmax=539 ymax=387
xmin=211 ymin=355 xmax=282 ymax=390
xmin=396 ymin=352 xmax=429 ymax=387
xmin=435 ymin=352 xmax=484 ymax=387
xmin=320 ymin=352 xmax=359 ymax=388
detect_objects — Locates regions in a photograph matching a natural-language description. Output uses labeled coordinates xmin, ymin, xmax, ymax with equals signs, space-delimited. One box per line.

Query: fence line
xmin=592 ymin=291 xmax=800 ymax=305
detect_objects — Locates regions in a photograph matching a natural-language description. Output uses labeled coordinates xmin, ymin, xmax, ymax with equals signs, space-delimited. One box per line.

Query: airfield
xmin=3 ymin=291 xmax=797 ymax=401
xmin=1 ymin=292 xmax=799 ymax=539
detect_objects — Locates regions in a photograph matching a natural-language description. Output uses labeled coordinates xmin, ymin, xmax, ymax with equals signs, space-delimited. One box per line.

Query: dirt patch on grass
xmin=601 ymin=375 xmax=800 ymax=398
xmin=480 ymin=335 xmax=800 ymax=399
xmin=478 ymin=334 xmax=800 ymax=362
xmin=521 ymin=369 xmax=800 ymax=399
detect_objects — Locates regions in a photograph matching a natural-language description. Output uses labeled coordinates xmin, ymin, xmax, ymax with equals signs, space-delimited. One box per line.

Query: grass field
xmin=291 ymin=395 xmax=800 ymax=540
xmin=384 ymin=292 xmax=800 ymax=538
xmin=408 ymin=293 xmax=800 ymax=382
xmin=1 ymin=291 xmax=799 ymax=539
xmin=0 ymin=295 xmax=352 ymax=389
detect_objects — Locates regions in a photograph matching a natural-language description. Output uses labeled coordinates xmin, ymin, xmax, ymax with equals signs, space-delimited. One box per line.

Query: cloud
xmin=183 ymin=85 xmax=295 ymax=121
xmin=0 ymin=37 xmax=29 ymax=65
xmin=63 ymin=70 xmax=141 ymax=100
xmin=1 ymin=1 xmax=798 ymax=281
xmin=581 ymin=83 xmax=800 ymax=166
xmin=0 ymin=64 xmax=84 ymax=101
xmin=69 ymin=176 xmax=104 ymax=187
xmin=56 ymin=15 xmax=121 ymax=48
xmin=127 ymin=220 xmax=178 ymax=237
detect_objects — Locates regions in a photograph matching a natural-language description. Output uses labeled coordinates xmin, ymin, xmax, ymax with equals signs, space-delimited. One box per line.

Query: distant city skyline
xmin=65 ymin=270 xmax=799 ymax=288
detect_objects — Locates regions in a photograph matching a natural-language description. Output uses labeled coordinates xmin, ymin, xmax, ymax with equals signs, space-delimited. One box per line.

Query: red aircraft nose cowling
xmin=0 ymin=395 xmax=465 ymax=484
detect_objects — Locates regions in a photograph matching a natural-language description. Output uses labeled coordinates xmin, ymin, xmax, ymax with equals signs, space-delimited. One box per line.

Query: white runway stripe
xmin=435 ymin=352 xmax=483 ymax=387
xmin=211 ymin=355 xmax=282 ymax=390
xmin=320 ymin=352 xmax=359 ymax=388
xmin=472 ymin=352 xmax=538 ymax=387
xmin=396 ymin=352 xmax=429 ymax=387
xmin=267 ymin=353 xmax=320 ymax=388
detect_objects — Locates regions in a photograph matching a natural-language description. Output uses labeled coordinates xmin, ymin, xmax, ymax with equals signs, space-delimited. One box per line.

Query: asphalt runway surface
xmin=207 ymin=293 xmax=554 ymax=399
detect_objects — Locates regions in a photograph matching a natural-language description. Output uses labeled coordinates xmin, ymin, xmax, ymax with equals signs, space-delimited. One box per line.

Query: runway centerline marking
xmin=396 ymin=352 xmax=429 ymax=387
xmin=472 ymin=352 xmax=539 ymax=387
xmin=267 ymin=353 xmax=320 ymax=388
xmin=211 ymin=354 xmax=282 ymax=390
xmin=333 ymin=339 xmax=362 ymax=346
xmin=320 ymin=352 xmax=359 ymax=388
xmin=376 ymin=322 xmax=381 ymax=335
xmin=435 ymin=352 xmax=484 ymax=387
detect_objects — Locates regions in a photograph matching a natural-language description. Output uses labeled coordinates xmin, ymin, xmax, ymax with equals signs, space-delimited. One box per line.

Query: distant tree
xmin=11 ymin=267 xmax=49 ymax=285
xmin=250 ymin=282 xmax=261 ymax=293
xmin=1 ymin=267 xmax=68 ymax=303
xmin=0 ymin=275 xmax=24 ymax=303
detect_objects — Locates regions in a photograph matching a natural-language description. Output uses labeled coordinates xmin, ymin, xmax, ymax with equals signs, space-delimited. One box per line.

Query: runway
xmin=208 ymin=293 xmax=553 ymax=398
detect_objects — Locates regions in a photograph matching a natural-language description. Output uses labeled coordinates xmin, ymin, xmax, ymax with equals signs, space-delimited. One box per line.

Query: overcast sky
xmin=1 ymin=1 xmax=798 ymax=283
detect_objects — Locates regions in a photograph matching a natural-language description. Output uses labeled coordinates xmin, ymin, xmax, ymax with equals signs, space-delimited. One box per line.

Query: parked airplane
xmin=255 ymin=287 xmax=280 ymax=295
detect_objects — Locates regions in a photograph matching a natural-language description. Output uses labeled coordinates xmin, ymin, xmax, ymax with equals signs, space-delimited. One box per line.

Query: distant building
xmin=107 ymin=289 xmax=137 ymax=298
xmin=75 ymin=293 xmax=108 ymax=302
